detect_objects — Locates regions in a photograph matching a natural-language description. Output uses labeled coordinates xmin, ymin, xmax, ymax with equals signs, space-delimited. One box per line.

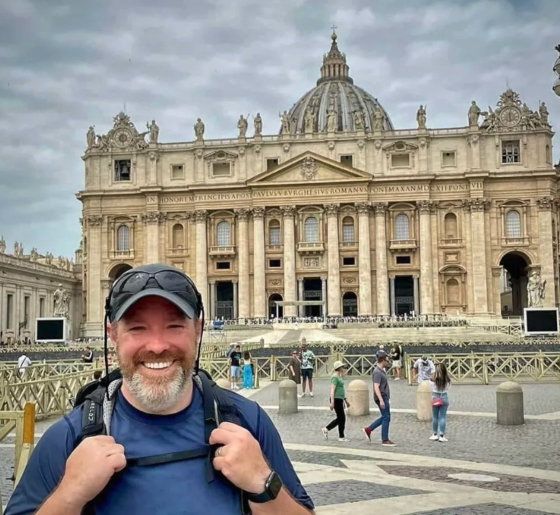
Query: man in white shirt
xmin=412 ymin=356 xmax=435 ymax=383
xmin=18 ymin=354 xmax=32 ymax=376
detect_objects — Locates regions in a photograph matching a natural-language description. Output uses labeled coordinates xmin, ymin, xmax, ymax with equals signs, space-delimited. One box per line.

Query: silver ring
xmin=216 ymin=446 xmax=223 ymax=457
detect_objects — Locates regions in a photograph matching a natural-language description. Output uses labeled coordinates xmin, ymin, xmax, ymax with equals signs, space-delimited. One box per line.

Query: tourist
xmin=322 ymin=360 xmax=350 ymax=442
xmin=17 ymin=353 xmax=32 ymax=376
xmin=375 ymin=344 xmax=387 ymax=360
xmin=363 ymin=355 xmax=396 ymax=447
xmin=300 ymin=343 xmax=315 ymax=398
xmin=430 ymin=362 xmax=451 ymax=442
xmin=81 ymin=346 xmax=94 ymax=364
xmin=288 ymin=350 xmax=301 ymax=386
xmin=391 ymin=342 xmax=402 ymax=380
xmin=242 ymin=351 xmax=253 ymax=389
xmin=5 ymin=263 xmax=314 ymax=515
xmin=412 ymin=356 xmax=435 ymax=384
xmin=229 ymin=344 xmax=242 ymax=390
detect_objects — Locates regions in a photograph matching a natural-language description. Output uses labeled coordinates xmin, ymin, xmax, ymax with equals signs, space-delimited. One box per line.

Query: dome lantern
xmin=318 ymin=27 xmax=353 ymax=85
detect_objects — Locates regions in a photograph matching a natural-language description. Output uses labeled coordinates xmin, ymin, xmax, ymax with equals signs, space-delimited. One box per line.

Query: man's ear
xmin=195 ymin=317 xmax=203 ymax=339
xmin=107 ymin=322 xmax=117 ymax=349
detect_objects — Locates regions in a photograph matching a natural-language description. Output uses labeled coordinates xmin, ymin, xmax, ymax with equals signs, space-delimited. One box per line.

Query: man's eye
xmin=168 ymin=325 xmax=185 ymax=329
xmin=129 ymin=326 xmax=146 ymax=331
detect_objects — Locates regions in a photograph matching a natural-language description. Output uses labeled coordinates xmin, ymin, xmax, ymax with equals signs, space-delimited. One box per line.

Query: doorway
xmin=268 ymin=294 xmax=283 ymax=319
xmin=500 ymin=252 xmax=530 ymax=316
xmin=216 ymin=282 xmax=234 ymax=320
xmin=303 ymin=278 xmax=322 ymax=317
xmin=395 ymin=276 xmax=414 ymax=315
xmin=342 ymin=292 xmax=358 ymax=317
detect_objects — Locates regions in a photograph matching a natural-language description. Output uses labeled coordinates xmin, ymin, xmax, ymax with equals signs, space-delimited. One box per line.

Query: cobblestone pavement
xmin=2 ymin=381 xmax=560 ymax=514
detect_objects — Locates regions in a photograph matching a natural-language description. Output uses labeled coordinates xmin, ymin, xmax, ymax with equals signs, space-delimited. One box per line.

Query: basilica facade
xmin=78 ymin=33 xmax=557 ymax=337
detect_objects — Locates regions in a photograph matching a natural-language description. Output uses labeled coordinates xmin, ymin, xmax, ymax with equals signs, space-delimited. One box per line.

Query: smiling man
xmin=6 ymin=264 xmax=314 ymax=515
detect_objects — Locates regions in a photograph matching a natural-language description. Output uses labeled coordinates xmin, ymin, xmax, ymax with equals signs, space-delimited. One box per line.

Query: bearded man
xmin=6 ymin=264 xmax=314 ymax=515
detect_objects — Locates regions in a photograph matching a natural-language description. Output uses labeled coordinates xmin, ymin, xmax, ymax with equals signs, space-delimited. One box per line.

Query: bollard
xmin=278 ymin=379 xmax=298 ymax=414
xmin=216 ymin=378 xmax=230 ymax=390
xmin=416 ymin=380 xmax=432 ymax=421
xmin=14 ymin=402 xmax=35 ymax=488
xmin=346 ymin=380 xmax=370 ymax=417
xmin=496 ymin=381 xmax=524 ymax=426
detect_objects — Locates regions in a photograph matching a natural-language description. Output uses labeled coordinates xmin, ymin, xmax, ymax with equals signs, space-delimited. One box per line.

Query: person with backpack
xmin=5 ymin=264 xmax=314 ymax=515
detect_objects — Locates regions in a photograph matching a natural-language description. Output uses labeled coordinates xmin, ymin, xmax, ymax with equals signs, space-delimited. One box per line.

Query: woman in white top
xmin=429 ymin=362 xmax=451 ymax=442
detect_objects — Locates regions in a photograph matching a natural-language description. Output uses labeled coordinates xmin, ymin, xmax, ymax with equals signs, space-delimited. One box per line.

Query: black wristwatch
xmin=246 ymin=471 xmax=283 ymax=503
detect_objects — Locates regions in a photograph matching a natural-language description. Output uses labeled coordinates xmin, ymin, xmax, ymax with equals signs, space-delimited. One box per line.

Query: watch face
xmin=113 ymin=129 xmax=133 ymax=148
xmin=266 ymin=472 xmax=283 ymax=498
xmin=499 ymin=107 xmax=521 ymax=127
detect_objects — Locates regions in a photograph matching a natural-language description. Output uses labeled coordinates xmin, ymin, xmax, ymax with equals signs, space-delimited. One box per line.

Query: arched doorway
xmin=499 ymin=252 xmax=530 ymax=316
xmin=108 ymin=263 xmax=133 ymax=282
xmin=342 ymin=292 xmax=357 ymax=317
xmin=268 ymin=294 xmax=283 ymax=319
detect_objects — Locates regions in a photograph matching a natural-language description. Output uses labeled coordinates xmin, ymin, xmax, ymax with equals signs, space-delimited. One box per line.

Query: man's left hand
xmin=210 ymin=422 xmax=271 ymax=494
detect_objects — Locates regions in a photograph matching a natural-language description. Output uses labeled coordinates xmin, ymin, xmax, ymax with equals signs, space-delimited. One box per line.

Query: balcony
xmin=502 ymin=236 xmax=529 ymax=246
xmin=389 ymin=239 xmax=417 ymax=252
xmin=266 ymin=244 xmax=283 ymax=253
xmin=440 ymin=238 xmax=463 ymax=247
xmin=209 ymin=246 xmax=236 ymax=256
xmin=169 ymin=247 xmax=187 ymax=256
xmin=111 ymin=250 xmax=135 ymax=259
xmin=297 ymin=242 xmax=325 ymax=255
xmin=339 ymin=241 xmax=358 ymax=250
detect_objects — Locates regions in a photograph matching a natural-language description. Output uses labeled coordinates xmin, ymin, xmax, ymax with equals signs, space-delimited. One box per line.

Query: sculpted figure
xmin=96 ymin=134 xmax=109 ymax=151
xmin=416 ymin=105 xmax=427 ymax=129
xmin=373 ymin=107 xmax=385 ymax=131
xmin=304 ymin=107 xmax=315 ymax=134
xmin=539 ymin=102 xmax=549 ymax=125
xmin=14 ymin=242 xmax=19 ymax=256
xmin=326 ymin=109 xmax=337 ymax=132
xmin=30 ymin=247 xmax=39 ymax=262
xmin=253 ymin=113 xmax=262 ymax=136
xmin=53 ymin=284 xmax=70 ymax=318
xmin=481 ymin=107 xmax=497 ymax=131
xmin=0 ymin=236 xmax=5 ymax=254
xmin=45 ymin=252 xmax=53 ymax=265
xmin=279 ymin=111 xmax=291 ymax=135
xmin=194 ymin=118 xmax=205 ymax=140
xmin=527 ymin=270 xmax=546 ymax=308
xmin=468 ymin=101 xmax=481 ymax=127
xmin=353 ymin=109 xmax=365 ymax=130
xmin=237 ymin=115 xmax=248 ymax=138
xmin=86 ymin=126 xmax=96 ymax=148
xmin=147 ymin=120 xmax=159 ymax=143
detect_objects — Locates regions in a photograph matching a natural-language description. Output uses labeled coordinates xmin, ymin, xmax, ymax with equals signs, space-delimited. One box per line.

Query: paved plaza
xmin=2 ymin=379 xmax=559 ymax=513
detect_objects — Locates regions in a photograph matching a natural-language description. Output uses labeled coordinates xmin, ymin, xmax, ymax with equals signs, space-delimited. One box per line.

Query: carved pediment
xmin=247 ymin=152 xmax=371 ymax=185
xmin=204 ymin=150 xmax=238 ymax=162
xmin=383 ymin=141 xmax=418 ymax=153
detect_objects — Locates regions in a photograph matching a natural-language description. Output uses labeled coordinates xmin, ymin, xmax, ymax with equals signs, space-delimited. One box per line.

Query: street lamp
xmin=554 ymin=44 xmax=560 ymax=97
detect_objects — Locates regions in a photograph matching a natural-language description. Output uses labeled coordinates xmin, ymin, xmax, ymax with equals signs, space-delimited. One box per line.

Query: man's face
xmin=381 ymin=358 xmax=389 ymax=369
xmin=301 ymin=344 xmax=307 ymax=352
xmin=108 ymin=296 xmax=201 ymax=413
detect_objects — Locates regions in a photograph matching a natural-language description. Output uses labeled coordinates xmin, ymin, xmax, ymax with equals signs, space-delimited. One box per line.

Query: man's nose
xmin=143 ymin=330 xmax=170 ymax=353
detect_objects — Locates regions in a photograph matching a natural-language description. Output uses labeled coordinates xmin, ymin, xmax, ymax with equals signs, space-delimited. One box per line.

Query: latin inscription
xmin=372 ymin=184 xmax=469 ymax=194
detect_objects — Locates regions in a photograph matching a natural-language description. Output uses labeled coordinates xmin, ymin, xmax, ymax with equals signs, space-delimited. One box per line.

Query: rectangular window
xmin=171 ymin=165 xmax=184 ymax=179
xmin=212 ymin=163 xmax=231 ymax=177
xmin=342 ymin=257 xmax=356 ymax=266
xmin=502 ymin=140 xmax=520 ymax=164
xmin=342 ymin=224 xmax=354 ymax=243
xmin=114 ymin=160 xmax=131 ymax=181
xmin=24 ymin=296 xmax=30 ymax=328
xmin=266 ymin=159 xmax=279 ymax=171
xmin=391 ymin=154 xmax=410 ymax=168
xmin=269 ymin=259 xmax=281 ymax=268
xmin=340 ymin=155 xmax=353 ymax=167
xmin=39 ymin=297 xmax=45 ymax=318
xmin=442 ymin=151 xmax=456 ymax=167
xmin=216 ymin=261 xmax=231 ymax=270
xmin=269 ymin=227 xmax=281 ymax=245
xmin=396 ymin=256 xmax=411 ymax=265
xmin=6 ymin=294 xmax=13 ymax=329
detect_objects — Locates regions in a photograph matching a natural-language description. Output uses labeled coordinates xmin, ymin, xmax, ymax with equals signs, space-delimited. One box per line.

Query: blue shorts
xmin=301 ymin=368 xmax=313 ymax=380
xmin=231 ymin=366 xmax=240 ymax=378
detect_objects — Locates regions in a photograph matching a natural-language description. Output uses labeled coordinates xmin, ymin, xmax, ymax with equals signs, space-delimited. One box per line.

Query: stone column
xmin=355 ymin=202 xmax=372 ymax=316
xmin=536 ymin=197 xmax=556 ymax=307
xmin=321 ymin=276 xmax=327 ymax=317
xmin=235 ymin=208 xmax=250 ymax=319
xmin=373 ymin=203 xmax=389 ymax=315
xmin=233 ymin=280 xmax=238 ymax=320
xmin=325 ymin=204 xmax=341 ymax=316
xmin=85 ymin=215 xmax=103 ymax=337
xmin=418 ymin=201 xmax=434 ymax=314
xmin=298 ymin=279 xmax=304 ymax=317
xmin=252 ymin=207 xmax=266 ymax=318
xmin=195 ymin=210 xmax=208 ymax=313
xmin=431 ymin=205 xmax=440 ymax=313
xmin=492 ymin=268 xmax=502 ymax=316
xmin=142 ymin=211 xmax=165 ymax=264
xmin=466 ymin=199 xmax=489 ymax=314
xmin=389 ymin=277 xmax=395 ymax=316
xmin=281 ymin=206 xmax=297 ymax=317
xmin=413 ymin=276 xmax=420 ymax=315
xmin=209 ymin=281 xmax=216 ymax=320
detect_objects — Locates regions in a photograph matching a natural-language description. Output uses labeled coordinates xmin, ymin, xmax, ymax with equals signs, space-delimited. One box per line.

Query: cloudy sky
xmin=1 ymin=0 xmax=558 ymax=258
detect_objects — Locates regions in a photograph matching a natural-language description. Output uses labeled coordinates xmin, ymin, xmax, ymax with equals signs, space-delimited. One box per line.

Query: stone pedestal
xmin=347 ymin=380 xmax=370 ymax=417
xmin=216 ymin=379 xmax=230 ymax=390
xmin=497 ymin=381 xmax=524 ymax=426
xmin=416 ymin=380 xmax=432 ymax=421
xmin=278 ymin=379 xmax=298 ymax=414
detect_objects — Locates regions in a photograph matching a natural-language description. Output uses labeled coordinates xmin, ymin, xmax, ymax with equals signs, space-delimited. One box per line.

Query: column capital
xmin=141 ymin=211 xmax=167 ymax=224
xmin=321 ymin=276 xmax=327 ymax=282
xmin=280 ymin=205 xmax=296 ymax=218
xmin=232 ymin=279 xmax=239 ymax=284
xmin=209 ymin=280 xmax=216 ymax=285
xmin=372 ymin=202 xmax=388 ymax=215
xmin=355 ymin=202 xmax=371 ymax=215
xmin=252 ymin=206 xmax=266 ymax=220
xmin=537 ymin=196 xmax=556 ymax=211
xmin=324 ymin=203 xmax=340 ymax=217
xmin=462 ymin=198 xmax=489 ymax=212
xmin=491 ymin=266 xmax=503 ymax=278
xmin=194 ymin=210 xmax=208 ymax=223
xmin=234 ymin=208 xmax=251 ymax=221
xmin=86 ymin=215 xmax=103 ymax=227
xmin=417 ymin=200 xmax=434 ymax=214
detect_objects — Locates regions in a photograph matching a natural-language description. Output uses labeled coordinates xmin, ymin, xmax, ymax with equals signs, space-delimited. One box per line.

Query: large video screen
xmin=524 ymin=308 xmax=559 ymax=335
xmin=36 ymin=318 xmax=66 ymax=342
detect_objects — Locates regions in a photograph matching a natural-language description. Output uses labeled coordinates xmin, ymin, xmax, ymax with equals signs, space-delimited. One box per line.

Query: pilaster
xmin=325 ymin=204 xmax=341 ymax=316
xmin=141 ymin=211 xmax=166 ymax=264
xmin=537 ymin=197 xmax=556 ymax=307
xmin=252 ymin=207 xmax=266 ymax=318
xmin=281 ymin=206 xmax=297 ymax=317
xmin=355 ymin=202 xmax=372 ymax=315
xmin=235 ymin=208 xmax=250 ymax=319
xmin=373 ymin=202 xmax=389 ymax=315
xmin=418 ymin=201 xmax=434 ymax=314
xmin=194 ymin=210 xmax=208 ymax=313
xmin=85 ymin=215 xmax=103 ymax=336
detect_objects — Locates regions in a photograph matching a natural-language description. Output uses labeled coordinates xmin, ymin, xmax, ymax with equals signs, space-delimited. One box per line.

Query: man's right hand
xmin=379 ymin=400 xmax=386 ymax=410
xmin=57 ymin=436 xmax=126 ymax=509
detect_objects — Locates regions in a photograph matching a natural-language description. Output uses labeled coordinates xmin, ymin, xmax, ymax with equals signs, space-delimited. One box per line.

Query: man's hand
xmin=57 ymin=436 xmax=126 ymax=509
xmin=379 ymin=400 xmax=385 ymax=410
xmin=210 ymin=422 xmax=271 ymax=494
xmin=329 ymin=402 xmax=334 ymax=411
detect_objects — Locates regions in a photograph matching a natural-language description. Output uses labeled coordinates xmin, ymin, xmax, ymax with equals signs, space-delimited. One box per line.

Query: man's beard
xmin=117 ymin=348 xmax=196 ymax=413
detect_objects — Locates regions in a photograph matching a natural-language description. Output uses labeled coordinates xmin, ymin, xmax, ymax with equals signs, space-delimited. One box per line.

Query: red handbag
xmin=432 ymin=397 xmax=444 ymax=407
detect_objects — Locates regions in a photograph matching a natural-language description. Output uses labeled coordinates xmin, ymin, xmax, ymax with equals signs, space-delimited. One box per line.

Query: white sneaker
xmin=299 ymin=393 xmax=306 ymax=398
xmin=438 ymin=435 xmax=448 ymax=442
xmin=309 ymin=392 xmax=314 ymax=397
xmin=338 ymin=437 xmax=351 ymax=442
xmin=429 ymin=434 xmax=439 ymax=441
xmin=321 ymin=427 xmax=328 ymax=440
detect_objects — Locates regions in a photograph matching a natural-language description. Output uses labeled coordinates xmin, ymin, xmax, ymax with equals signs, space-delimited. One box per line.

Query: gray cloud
xmin=0 ymin=0 xmax=558 ymax=256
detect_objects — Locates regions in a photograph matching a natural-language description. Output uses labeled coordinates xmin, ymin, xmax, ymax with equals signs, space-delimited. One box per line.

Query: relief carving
xmin=235 ymin=208 xmax=251 ymax=221
xmin=324 ymin=204 xmax=339 ymax=217
xmin=372 ymin=202 xmax=388 ymax=215
xmin=194 ymin=210 xmax=208 ymax=223
xmin=252 ymin=207 xmax=265 ymax=220
xmin=300 ymin=156 xmax=318 ymax=180
xmin=537 ymin=197 xmax=555 ymax=211
xmin=303 ymin=257 xmax=320 ymax=268
xmin=280 ymin=205 xmax=296 ymax=218
xmin=87 ymin=215 xmax=103 ymax=227
xmin=355 ymin=202 xmax=370 ymax=215
xmin=142 ymin=211 xmax=167 ymax=224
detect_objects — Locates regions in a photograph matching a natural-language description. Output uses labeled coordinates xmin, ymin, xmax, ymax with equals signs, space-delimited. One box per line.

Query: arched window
xmin=216 ymin=221 xmax=231 ymax=247
xmin=395 ymin=214 xmax=409 ymax=240
xmin=269 ymin=219 xmax=281 ymax=245
xmin=172 ymin=223 xmax=184 ymax=249
xmin=304 ymin=217 xmax=319 ymax=243
xmin=505 ymin=210 xmax=521 ymax=238
xmin=342 ymin=216 xmax=355 ymax=243
xmin=444 ymin=213 xmax=458 ymax=239
xmin=116 ymin=225 xmax=130 ymax=251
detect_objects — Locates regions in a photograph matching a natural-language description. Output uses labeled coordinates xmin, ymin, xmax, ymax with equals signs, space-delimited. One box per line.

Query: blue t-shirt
xmin=6 ymin=385 xmax=313 ymax=515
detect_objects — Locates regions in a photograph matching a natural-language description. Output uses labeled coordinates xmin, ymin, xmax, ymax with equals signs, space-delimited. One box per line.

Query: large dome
xmin=281 ymin=32 xmax=394 ymax=134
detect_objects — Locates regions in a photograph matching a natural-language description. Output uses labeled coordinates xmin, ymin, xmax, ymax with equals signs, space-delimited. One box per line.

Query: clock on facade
xmin=113 ymin=128 xmax=133 ymax=148
xmin=499 ymin=106 xmax=521 ymax=127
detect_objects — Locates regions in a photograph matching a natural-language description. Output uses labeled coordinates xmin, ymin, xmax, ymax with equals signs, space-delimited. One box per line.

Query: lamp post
xmin=554 ymin=44 xmax=560 ymax=98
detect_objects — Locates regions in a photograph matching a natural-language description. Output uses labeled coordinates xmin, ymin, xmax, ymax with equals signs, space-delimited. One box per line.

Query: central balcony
xmin=209 ymin=245 xmax=237 ymax=257
xmin=297 ymin=242 xmax=325 ymax=255
xmin=389 ymin=239 xmax=417 ymax=252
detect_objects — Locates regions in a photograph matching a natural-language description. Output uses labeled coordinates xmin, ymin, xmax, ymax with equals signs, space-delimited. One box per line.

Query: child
xmin=322 ymin=361 xmax=350 ymax=442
